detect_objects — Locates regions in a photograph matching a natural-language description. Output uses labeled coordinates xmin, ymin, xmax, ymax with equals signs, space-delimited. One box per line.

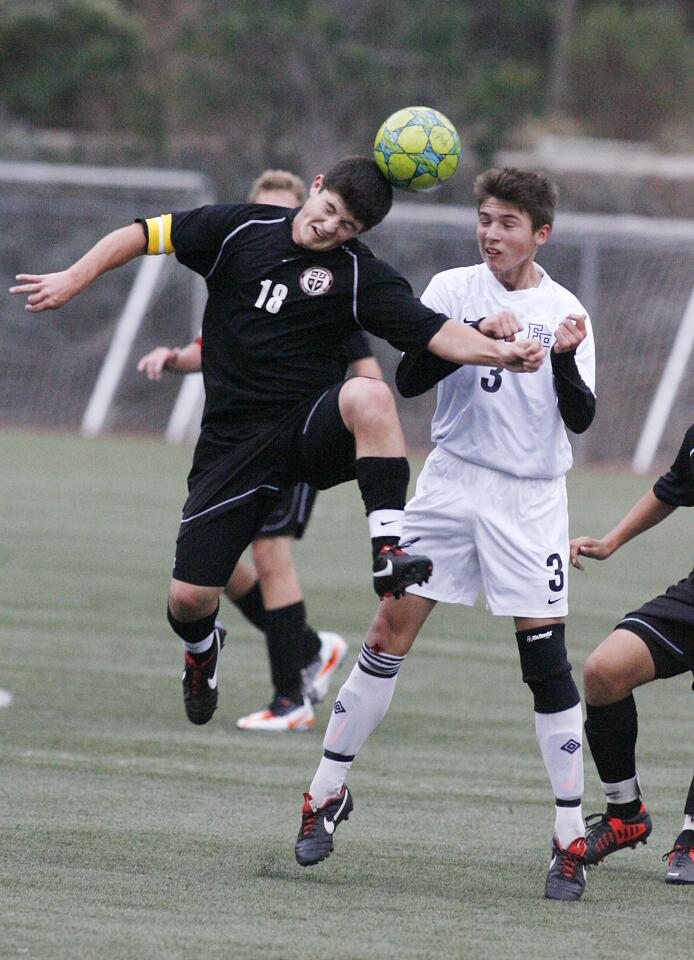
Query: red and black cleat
xmin=372 ymin=538 xmax=433 ymax=600
xmin=584 ymin=803 xmax=652 ymax=865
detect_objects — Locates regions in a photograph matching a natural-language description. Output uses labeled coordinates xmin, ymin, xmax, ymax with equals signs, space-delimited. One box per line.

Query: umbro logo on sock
xmin=334 ymin=701 xmax=346 ymax=714
xmin=560 ymin=738 xmax=581 ymax=754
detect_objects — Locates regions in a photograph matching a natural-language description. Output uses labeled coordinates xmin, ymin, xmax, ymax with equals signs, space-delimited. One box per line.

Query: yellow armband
xmin=144 ymin=214 xmax=174 ymax=255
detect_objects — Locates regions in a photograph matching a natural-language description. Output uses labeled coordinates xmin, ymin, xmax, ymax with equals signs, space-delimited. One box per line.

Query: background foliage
xmin=0 ymin=0 xmax=691 ymax=196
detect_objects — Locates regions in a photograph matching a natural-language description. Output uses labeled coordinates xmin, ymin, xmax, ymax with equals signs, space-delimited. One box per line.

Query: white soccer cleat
xmin=236 ymin=695 xmax=315 ymax=732
xmin=302 ymin=631 xmax=348 ymax=704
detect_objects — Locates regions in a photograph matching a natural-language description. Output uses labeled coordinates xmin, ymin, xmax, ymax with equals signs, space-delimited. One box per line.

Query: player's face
xmin=476 ymin=199 xmax=550 ymax=289
xmin=253 ymin=187 xmax=302 ymax=207
xmin=291 ymin=176 xmax=364 ymax=251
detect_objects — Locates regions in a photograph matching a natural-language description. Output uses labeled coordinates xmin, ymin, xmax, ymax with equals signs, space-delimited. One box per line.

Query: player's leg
xmin=664 ymin=771 xmax=694 ymax=884
xmin=236 ymin=482 xmax=347 ymax=732
xmin=168 ymin=500 xmax=269 ymax=725
xmin=478 ymin=469 xmax=586 ymax=898
xmin=298 ymin=379 xmax=432 ymax=598
xmin=223 ymin=558 xmax=267 ymax=634
xmin=582 ymin=626 xmax=668 ymax=864
xmin=295 ymin=592 xmax=435 ymax=866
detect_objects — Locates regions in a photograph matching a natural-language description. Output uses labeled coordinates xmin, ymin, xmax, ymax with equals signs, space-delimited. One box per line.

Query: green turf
xmin=1 ymin=430 xmax=692 ymax=959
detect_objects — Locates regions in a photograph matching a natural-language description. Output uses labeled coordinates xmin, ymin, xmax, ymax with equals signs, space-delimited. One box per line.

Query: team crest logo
xmin=527 ymin=322 xmax=553 ymax=348
xmin=299 ymin=266 xmax=334 ymax=296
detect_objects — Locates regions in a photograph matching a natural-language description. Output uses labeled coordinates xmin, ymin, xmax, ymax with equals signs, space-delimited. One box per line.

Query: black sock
xmin=232 ymin=581 xmax=266 ymax=632
xmin=166 ymin=603 xmax=219 ymax=660
xmin=302 ymin=624 xmax=321 ymax=667
xmin=356 ymin=456 xmax=409 ymax=516
xmin=265 ymin=601 xmax=308 ymax=701
xmin=684 ymin=772 xmax=694 ymax=818
xmin=585 ymin=695 xmax=638 ymax=789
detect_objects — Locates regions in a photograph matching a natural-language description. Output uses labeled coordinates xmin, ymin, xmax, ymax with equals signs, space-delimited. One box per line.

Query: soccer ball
xmin=373 ymin=106 xmax=461 ymax=192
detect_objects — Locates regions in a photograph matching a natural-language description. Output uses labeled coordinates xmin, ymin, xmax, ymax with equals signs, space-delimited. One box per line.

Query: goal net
xmin=0 ymin=160 xmax=212 ymax=436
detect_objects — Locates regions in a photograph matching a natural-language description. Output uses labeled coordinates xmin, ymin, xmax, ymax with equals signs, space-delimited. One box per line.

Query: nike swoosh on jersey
xmin=547 ymin=597 xmax=563 ymax=604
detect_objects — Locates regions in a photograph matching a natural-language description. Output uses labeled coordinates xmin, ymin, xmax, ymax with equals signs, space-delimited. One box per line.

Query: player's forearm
xmin=551 ymin=349 xmax=595 ymax=434
xmin=427 ymin=318 xmax=508 ymax=366
xmin=170 ymin=341 xmax=202 ymax=373
xmin=69 ymin=223 xmax=147 ymax=292
xmin=602 ymin=489 xmax=676 ymax=553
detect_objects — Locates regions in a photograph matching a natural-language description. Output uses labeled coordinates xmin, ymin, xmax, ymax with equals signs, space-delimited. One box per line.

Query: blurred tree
xmin=567 ymin=2 xmax=693 ymax=140
xmin=0 ymin=0 xmax=158 ymax=135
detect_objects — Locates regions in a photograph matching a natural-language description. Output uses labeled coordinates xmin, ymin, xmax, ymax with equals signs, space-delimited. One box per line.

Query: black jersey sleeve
xmin=653 ymin=425 xmax=694 ymax=506
xmin=342 ymin=330 xmax=373 ymax=362
xmin=168 ymin=204 xmax=256 ymax=277
xmin=550 ymin=348 xmax=596 ymax=434
xmin=355 ymin=255 xmax=449 ymax=352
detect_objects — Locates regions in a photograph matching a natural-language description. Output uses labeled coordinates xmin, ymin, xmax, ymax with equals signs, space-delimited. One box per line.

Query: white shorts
xmin=402 ymin=448 xmax=569 ymax=617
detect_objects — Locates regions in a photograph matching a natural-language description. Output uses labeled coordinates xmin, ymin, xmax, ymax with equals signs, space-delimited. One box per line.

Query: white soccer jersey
xmin=421 ymin=263 xmax=595 ymax=479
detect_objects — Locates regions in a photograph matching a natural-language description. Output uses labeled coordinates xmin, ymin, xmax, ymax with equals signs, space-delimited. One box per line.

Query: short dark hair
xmin=323 ymin=156 xmax=393 ymax=231
xmin=474 ymin=167 xmax=559 ymax=231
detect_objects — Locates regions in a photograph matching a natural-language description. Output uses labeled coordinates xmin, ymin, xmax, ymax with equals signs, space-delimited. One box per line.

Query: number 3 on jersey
xmin=480 ymin=367 xmax=503 ymax=393
xmin=255 ymin=279 xmax=288 ymax=314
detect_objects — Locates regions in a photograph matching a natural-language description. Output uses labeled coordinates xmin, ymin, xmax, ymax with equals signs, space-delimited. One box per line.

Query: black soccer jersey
xmin=139 ymin=203 xmax=447 ymax=445
xmin=654 ymin=424 xmax=694 ymax=508
xmin=648 ymin=423 xmax=694 ymax=616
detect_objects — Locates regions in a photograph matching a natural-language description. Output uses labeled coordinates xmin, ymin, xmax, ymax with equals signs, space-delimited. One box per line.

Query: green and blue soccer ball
xmin=374 ymin=106 xmax=461 ymax=192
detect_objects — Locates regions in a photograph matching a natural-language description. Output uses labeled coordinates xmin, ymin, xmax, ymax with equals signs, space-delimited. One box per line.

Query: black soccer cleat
xmin=545 ymin=835 xmax=587 ymax=901
xmin=182 ymin=625 xmax=225 ymax=725
xmin=584 ymin=803 xmax=652 ymax=865
xmin=663 ymin=830 xmax=694 ymax=884
xmin=372 ymin=538 xmax=433 ymax=599
xmin=294 ymin=785 xmax=353 ymax=866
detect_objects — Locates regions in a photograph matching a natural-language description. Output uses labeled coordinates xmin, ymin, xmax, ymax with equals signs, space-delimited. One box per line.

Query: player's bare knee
xmin=583 ymin=648 xmax=623 ymax=704
xmin=341 ymin=378 xmax=396 ymax=430
xmin=168 ymin=581 xmax=217 ymax=621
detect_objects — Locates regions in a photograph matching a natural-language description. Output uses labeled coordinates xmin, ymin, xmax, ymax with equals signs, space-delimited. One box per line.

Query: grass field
xmin=1 ymin=429 xmax=692 ymax=960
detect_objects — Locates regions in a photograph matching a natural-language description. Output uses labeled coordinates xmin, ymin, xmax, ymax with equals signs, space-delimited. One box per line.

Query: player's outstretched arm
xmin=137 ymin=340 xmax=202 ymax=380
xmin=570 ymin=489 xmax=676 ymax=570
xmin=427 ymin=318 xmax=545 ymax=372
xmin=9 ymin=223 xmax=147 ymax=313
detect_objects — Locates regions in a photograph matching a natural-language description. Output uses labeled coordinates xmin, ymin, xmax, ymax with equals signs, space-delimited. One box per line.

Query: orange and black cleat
xmin=584 ymin=803 xmax=652 ymax=865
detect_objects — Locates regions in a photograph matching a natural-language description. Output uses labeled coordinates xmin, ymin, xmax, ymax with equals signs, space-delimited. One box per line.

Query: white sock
xmin=534 ymin=703 xmax=585 ymax=845
xmin=600 ymin=775 xmax=640 ymax=806
xmin=683 ymin=814 xmax=694 ymax=832
xmin=183 ymin=630 xmax=215 ymax=656
xmin=309 ymin=656 xmax=400 ymax=805
xmin=367 ymin=509 xmax=403 ymax=541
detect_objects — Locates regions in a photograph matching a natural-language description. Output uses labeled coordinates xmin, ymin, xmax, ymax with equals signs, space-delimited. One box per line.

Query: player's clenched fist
xmin=553 ymin=314 xmax=587 ymax=354
xmin=498 ymin=338 xmax=545 ymax=372
xmin=478 ymin=310 xmax=522 ymax=341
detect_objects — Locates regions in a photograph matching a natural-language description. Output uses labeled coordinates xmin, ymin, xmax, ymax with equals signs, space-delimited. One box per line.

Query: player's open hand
xmin=498 ymin=338 xmax=545 ymax=372
xmin=9 ymin=271 xmax=79 ymax=313
xmin=137 ymin=346 xmax=179 ymax=380
xmin=478 ymin=310 xmax=522 ymax=341
xmin=553 ymin=314 xmax=587 ymax=354
xmin=569 ymin=535 xmax=613 ymax=570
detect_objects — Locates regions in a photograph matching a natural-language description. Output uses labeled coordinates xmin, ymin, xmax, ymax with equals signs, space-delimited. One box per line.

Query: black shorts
xmin=257 ymin=482 xmax=318 ymax=539
xmin=173 ymin=383 xmax=355 ymax=585
xmin=617 ymin=593 xmax=694 ymax=679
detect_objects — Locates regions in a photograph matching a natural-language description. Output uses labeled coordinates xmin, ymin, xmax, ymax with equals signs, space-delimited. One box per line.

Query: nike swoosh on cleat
xmin=207 ymin=634 xmax=220 ymax=689
xmin=323 ymin=818 xmax=335 ymax=835
xmin=374 ymin=559 xmax=394 ymax=577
